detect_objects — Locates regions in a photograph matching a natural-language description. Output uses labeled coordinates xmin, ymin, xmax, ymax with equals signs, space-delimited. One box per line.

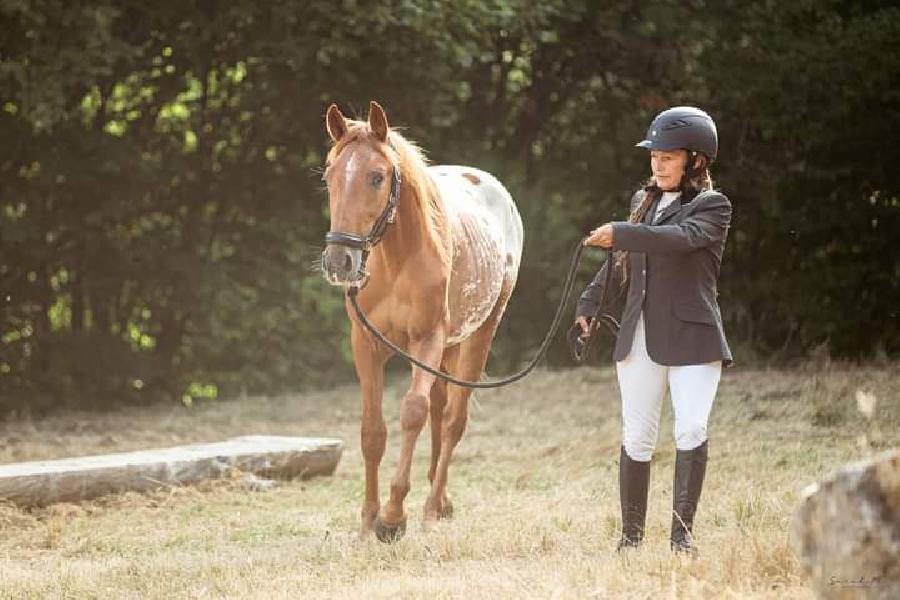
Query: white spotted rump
xmin=430 ymin=166 xmax=524 ymax=345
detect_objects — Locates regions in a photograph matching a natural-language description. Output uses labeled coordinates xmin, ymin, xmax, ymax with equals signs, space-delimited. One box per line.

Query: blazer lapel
xmin=654 ymin=195 xmax=685 ymax=225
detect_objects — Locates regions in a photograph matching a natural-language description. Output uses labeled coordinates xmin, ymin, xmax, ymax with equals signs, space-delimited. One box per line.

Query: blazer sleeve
xmin=610 ymin=191 xmax=731 ymax=254
xmin=576 ymin=261 xmax=611 ymax=318
xmin=576 ymin=191 xmax=641 ymax=317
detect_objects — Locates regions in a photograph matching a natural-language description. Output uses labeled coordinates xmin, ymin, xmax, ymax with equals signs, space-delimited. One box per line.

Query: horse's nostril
xmin=344 ymin=253 xmax=354 ymax=273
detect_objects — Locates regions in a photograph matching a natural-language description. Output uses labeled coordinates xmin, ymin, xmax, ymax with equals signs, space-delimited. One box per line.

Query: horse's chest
xmin=445 ymin=208 xmax=504 ymax=345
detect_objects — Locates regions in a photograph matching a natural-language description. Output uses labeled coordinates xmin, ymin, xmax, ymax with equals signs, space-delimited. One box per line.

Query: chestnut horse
xmin=321 ymin=101 xmax=523 ymax=542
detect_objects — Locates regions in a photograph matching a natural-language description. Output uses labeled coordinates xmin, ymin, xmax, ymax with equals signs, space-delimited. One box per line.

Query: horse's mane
xmin=329 ymin=122 xmax=451 ymax=272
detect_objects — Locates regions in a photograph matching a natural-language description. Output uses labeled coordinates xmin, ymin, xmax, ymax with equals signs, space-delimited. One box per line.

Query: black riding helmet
xmin=635 ymin=106 xmax=718 ymax=163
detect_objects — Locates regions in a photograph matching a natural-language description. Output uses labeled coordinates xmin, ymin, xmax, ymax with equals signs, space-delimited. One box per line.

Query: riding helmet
xmin=635 ymin=106 xmax=718 ymax=163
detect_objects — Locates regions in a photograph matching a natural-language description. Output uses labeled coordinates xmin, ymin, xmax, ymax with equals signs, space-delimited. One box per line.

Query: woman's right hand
xmin=575 ymin=316 xmax=592 ymax=338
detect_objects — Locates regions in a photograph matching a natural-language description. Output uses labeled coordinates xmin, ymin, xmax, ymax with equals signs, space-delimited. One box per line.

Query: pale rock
xmin=793 ymin=448 xmax=900 ymax=599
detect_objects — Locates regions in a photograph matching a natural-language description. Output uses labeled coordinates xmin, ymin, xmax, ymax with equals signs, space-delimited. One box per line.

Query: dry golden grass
xmin=0 ymin=364 xmax=897 ymax=599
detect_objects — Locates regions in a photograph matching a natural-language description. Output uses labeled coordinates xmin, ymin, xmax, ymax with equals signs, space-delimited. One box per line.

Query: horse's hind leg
xmin=428 ymin=376 xmax=448 ymax=487
xmin=426 ymin=348 xmax=457 ymax=518
xmin=424 ymin=291 xmax=511 ymax=525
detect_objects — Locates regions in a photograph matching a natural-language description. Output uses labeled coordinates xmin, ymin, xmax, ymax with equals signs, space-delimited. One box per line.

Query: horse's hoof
xmin=423 ymin=497 xmax=454 ymax=523
xmin=374 ymin=516 xmax=407 ymax=544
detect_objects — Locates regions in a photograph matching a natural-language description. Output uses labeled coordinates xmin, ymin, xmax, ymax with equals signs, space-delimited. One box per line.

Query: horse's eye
xmin=370 ymin=172 xmax=385 ymax=187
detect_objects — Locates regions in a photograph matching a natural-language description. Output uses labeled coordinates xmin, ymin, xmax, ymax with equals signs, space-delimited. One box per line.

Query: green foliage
xmin=1 ymin=0 xmax=897 ymax=412
xmin=704 ymin=1 xmax=900 ymax=357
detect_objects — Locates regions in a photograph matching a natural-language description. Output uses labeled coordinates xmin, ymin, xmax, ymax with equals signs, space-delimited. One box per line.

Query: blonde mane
xmin=329 ymin=122 xmax=451 ymax=272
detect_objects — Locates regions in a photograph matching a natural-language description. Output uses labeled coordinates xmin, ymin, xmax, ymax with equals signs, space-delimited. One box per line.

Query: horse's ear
xmin=368 ymin=101 xmax=389 ymax=143
xmin=326 ymin=104 xmax=347 ymax=143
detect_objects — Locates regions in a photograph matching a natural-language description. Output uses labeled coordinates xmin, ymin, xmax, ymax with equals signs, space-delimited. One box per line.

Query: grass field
xmin=1 ymin=363 xmax=897 ymax=598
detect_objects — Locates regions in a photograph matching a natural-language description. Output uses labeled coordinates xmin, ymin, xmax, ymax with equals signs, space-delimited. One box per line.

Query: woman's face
xmin=650 ymin=149 xmax=688 ymax=191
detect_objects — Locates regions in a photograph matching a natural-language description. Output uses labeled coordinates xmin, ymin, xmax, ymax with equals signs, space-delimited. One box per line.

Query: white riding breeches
xmin=615 ymin=313 xmax=722 ymax=462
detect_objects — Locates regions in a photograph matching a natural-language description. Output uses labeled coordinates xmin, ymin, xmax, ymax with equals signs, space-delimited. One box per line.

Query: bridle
xmin=322 ymin=143 xmax=403 ymax=284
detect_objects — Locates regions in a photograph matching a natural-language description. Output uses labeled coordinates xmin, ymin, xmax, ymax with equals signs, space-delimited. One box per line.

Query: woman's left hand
xmin=584 ymin=223 xmax=614 ymax=248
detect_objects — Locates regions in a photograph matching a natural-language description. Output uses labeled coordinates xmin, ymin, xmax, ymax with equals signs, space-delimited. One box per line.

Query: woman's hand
xmin=584 ymin=223 xmax=614 ymax=248
xmin=575 ymin=315 xmax=592 ymax=338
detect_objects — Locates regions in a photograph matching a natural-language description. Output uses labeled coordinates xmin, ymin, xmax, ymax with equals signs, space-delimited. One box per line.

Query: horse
xmin=320 ymin=101 xmax=523 ymax=542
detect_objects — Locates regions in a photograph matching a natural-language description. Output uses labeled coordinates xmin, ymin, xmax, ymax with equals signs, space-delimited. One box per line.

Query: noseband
xmin=323 ymin=144 xmax=403 ymax=284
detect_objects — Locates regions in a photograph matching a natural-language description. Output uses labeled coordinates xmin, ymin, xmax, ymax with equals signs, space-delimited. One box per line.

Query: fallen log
xmin=0 ymin=435 xmax=343 ymax=507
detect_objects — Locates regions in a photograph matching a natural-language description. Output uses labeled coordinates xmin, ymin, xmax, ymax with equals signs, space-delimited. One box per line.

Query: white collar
xmin=661 ymin=191 xmax=681 ymax=202
xmin=654 ymin=191 xmax=681 ymax=222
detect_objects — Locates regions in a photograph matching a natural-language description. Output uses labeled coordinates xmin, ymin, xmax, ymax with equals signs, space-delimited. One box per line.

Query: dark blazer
xmin=577 ymin=189 xmax=733 ymax=366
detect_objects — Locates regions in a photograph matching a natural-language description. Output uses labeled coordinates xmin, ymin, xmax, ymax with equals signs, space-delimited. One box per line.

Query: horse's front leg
xmin=375 ymin=330 xmax=444 ymax=543
xmin=351 ymin=324 xmax=391 ymax=540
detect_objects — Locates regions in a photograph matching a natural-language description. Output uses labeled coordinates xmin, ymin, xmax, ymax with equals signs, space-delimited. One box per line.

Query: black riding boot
xmin=616 ymin=445 xmax=651 ymax=551
xmin=670 ymin=440 xmax=708 ymax=555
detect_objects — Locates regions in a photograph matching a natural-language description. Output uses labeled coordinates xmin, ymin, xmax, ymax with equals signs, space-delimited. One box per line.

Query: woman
xmin=575 ymin=106 xmax=732 ymax=555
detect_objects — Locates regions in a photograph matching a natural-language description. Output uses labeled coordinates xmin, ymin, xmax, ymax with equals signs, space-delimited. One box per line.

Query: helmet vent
xmin=662 ymin=118 xmax=691 ymax=130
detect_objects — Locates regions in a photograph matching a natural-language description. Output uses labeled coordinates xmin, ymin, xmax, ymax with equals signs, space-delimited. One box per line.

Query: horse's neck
xmin=374 ymin=177 xmax=446 ymax=279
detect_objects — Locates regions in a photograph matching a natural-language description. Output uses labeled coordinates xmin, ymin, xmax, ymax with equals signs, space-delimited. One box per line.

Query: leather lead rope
xmin=346 ymin=240 xmax=613 ymax=389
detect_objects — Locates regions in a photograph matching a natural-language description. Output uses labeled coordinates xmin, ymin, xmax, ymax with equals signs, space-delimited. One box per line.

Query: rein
xmin=346 ymin=241 xmax=614 ymax=389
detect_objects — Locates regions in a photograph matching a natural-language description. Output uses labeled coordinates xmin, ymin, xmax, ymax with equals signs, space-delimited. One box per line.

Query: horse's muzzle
xmin=321 ymin=244 xmax=366 ymax=286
